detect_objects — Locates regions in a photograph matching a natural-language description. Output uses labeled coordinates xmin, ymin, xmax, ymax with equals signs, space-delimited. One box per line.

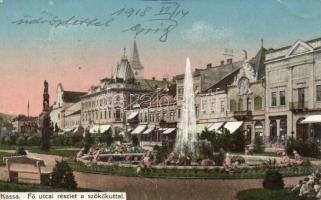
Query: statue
xmin=40 ymin=80 xmax=51 ymax=151
xmin=43 ymin=80 xmax=50 ymax=111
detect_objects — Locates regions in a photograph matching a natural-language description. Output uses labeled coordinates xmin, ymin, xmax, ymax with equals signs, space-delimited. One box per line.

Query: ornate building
xmin=80 ymin=41 xmax=171 ymax=135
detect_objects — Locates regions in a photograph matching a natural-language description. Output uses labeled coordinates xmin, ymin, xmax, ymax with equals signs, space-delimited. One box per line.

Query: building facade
xmin=265 ymin=37 xmax=321 ymax=146
xmin=80 ymin=42 xmax=172 ymax=135
xmin=50 ymin=83 xmax=86 ymax=131
xmin=12 ymin=115 xmax=38 ymax=134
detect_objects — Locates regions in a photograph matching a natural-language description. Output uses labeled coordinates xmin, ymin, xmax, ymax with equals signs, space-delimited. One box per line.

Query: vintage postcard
xmin=1 ymin=0 xmax=321 ymax=200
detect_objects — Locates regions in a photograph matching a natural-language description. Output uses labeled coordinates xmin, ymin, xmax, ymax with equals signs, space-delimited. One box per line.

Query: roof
xmin=135 ymin=79 xmax=169 ymax=91
xmin=62 ymin=91 xmax=86 ymax=103
xmin=112 ymin=57 xmax=135 ymax=82
xmin=175 ymin=61 xmax=243 ymax=92
xmin=249 ymin=47 xmax=266 ymax=80
xmin=204 ymin=67 xmax=241 ymax=93
xmin=65 ymin=110 xmax=81 ymax=117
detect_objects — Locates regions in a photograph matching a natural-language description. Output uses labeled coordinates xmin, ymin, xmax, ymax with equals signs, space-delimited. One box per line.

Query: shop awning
xmin=196 ymin=123 xmax=212 ymax=133
xmin=223 ymin=121 xmax=243 ymax=134
xmin=143 ymin=128 xmax=154 ymax=134
xmin=73 ymin=127 xmax=79 ymax=133
xmin=131 ymin=125 xmax=147 ymax=134
xmin=127 ymin=112 xmax=139 ymax=120
xmin=162 ymin=128 xmax=176 ymax=134
xmin=301 ymin=115 xmax=321 ymax=124
xmin=89 ymin=125 xmax=111 ymax=134
xmin=208 ymin=122 xmax=224 ymax=132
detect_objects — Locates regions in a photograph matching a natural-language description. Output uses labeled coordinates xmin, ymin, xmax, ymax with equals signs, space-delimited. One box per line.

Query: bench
xmin=3 ymin=156 xmax=51 ymax=185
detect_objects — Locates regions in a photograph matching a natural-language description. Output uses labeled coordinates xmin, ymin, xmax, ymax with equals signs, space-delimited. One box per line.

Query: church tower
xmin=130 ymin=40 xmax=144 ymax=79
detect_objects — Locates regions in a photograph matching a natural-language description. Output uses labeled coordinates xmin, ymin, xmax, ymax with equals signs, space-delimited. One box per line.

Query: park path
xmin=0 ymin=152 xmax=303 ymax=200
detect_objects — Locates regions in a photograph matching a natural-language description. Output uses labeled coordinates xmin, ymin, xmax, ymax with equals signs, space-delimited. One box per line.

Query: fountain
xmin=174 ymin=58 xmax=199 ymax=161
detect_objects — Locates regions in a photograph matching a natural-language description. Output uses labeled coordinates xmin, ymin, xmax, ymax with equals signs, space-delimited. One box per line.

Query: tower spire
xmin=130 ymin=40 xmax=144 ymax=78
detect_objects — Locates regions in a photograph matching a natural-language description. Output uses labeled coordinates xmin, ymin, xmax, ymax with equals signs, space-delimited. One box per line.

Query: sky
xmin=1 ymin=0 xmax=321 ymax=116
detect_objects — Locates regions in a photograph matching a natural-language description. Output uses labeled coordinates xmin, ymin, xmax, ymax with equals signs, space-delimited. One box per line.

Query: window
xmin=298 ymin=88 xmax=305 ymax=108
xmin=230 ymin=100 xmax=236 ymax=112
xmin=178 ymin=109 xmax=181 ymax=119
xmin=254 ymin=96 xmax=262 ymax=110
xmin=201 ymin=99 xmax=207 ymax=114
xmin=115 ymin=109 xmax=121 ymax=120
xmin=238 ymin=98 xmax=243 ymax=111
xmin=195 ymin=106 xmax=199 ymax=117
xmin=317 ymin=85 xmax=321 ymax=101
xmin=271 ymin=92 xmax=276 ymax=106
xmin=280 ymin=91 xmax=285 ymax=106
xmin=220 ymin=101 xmax=225 ymax=112
xmin=211 ymin=100 xmax=215 ymax=113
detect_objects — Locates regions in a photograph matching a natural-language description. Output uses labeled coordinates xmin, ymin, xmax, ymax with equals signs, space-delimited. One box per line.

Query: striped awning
xmin=143 ymin=128 xmax=154 ymax=134
xmin=127 ymin=112 xmax=139 ymax=120
xmin=208 ymin=122 xmax=224 ymax=132
xmin=89 ymin=125 xmax=111 ymax=134
xmin=162 ymin=128 xmax=176 ymax=134
xmin=131 ymin=125 xmax=147 ymax=134
xmin=223 ymin=121 xmax=243 ymax=134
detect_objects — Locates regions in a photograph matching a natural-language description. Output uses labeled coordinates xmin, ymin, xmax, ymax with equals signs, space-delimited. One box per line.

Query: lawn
xmin=237 ymin=188 xmax=307 ymax=200
xmin=69 ymin=161 xmax=316 ymax=179
xmin=0 ymin=181 xmax=97 ymax=192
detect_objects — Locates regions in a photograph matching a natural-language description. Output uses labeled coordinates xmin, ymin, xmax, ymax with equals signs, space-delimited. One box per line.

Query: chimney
xmin=206 ymin=63 xmax=212 ymax=69
xmin=220 ymin=60 xmax=225 ymax=65
xmin=152 ymin=77 xmax=155 ymax=80
xmin=162 ymin=78 xmax=167 ymax=82
xmin=227 ymin=58 xmax=233 ymax=64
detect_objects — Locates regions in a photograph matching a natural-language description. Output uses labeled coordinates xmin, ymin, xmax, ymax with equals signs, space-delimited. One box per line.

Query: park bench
xmin=3 ymin=155 xmax=51 ymax=185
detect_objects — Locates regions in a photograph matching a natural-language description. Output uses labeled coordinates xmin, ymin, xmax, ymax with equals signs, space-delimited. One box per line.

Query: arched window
xmin=230 ymin=100 xmax=237 ymax=112
xmin=254 ymin=96 xmax=263 ymax=110
xmin=238 ymin=98 xmax=243 ymax=111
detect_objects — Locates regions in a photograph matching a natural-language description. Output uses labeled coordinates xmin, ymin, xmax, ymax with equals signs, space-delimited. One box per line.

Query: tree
xmin=253 ymin=135 xmax=264 ymax=153
xmin=83 ymin=132 xmax=94 ymax=153
xmin=51 ymin=160 xmax=77 ymax=189
xmin=99 ymin=130 xmax=113 ymax=146
xmin=263 ymin=169 xmax=284 ymax=190
xmin=229 ymin=129 xmax=245 ymax=152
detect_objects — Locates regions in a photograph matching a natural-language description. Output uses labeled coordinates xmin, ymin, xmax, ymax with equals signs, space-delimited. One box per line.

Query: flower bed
xmin=69 ymin=160 xmax=316 ymax=179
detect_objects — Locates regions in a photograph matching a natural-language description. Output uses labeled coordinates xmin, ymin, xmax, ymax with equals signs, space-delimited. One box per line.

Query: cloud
xmin=181 ymin=21 xmax=233 ymax=44
xmin=48 ymin=0 xmax=55 ymax=6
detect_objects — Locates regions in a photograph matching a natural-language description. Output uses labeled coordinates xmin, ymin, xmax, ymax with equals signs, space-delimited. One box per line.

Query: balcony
xmin=233 ymin=110 xmax=252 ymax=120
xmin=289 ymin=101 xmax=308 ymax=113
